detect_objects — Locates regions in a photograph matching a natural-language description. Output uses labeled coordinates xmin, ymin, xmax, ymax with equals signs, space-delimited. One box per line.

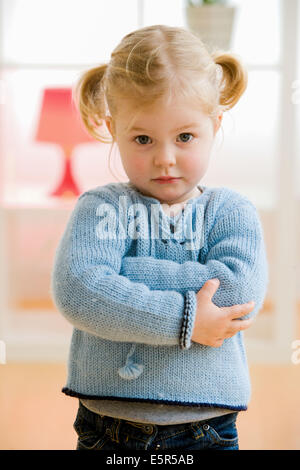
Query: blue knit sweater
xmin=50 ymin=182 xmax=268 ymax=410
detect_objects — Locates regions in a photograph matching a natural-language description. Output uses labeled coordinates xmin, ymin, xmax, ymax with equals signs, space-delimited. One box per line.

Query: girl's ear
xmin=214 ymin=111 xmax=223 ymax=135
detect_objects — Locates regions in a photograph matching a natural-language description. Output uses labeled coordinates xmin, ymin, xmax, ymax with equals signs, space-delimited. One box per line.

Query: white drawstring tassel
xmin=118 ymin=344 xmax=144 ymax=380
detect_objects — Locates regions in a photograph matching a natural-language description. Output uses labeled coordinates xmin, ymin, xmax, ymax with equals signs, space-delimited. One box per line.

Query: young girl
xmin=51 ymin=24 xmax=268 ymax=451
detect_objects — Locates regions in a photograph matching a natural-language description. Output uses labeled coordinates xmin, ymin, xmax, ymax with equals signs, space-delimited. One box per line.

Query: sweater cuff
xmin=180 ymin=290 xmax=197 ymax=350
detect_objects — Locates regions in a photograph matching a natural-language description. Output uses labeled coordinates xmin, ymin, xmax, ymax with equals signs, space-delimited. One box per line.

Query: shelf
xmin=1 ymin=308 xmax=73 ymax=362
xmin=0 ymin=187 xmax=78 ymax=210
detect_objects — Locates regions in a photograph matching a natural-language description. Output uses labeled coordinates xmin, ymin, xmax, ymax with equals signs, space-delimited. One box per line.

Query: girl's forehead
xmin=115 ymin=95 xmax=207 ymax=123
xmin=114 ymin=100 xmax=212 ymax=136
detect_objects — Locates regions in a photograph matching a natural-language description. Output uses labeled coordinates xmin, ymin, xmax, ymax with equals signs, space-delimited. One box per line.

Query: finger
xmin=228 ymin=318 xmax=254 ymax=335
xmin=197 ymin=279 xmax=220 ymax=300
xmin=223 ymin=301 xmax=255 ymax=319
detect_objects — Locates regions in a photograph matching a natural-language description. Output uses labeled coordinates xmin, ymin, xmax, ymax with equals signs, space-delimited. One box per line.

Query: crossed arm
xmin=52 ymin=192 xmax=268 ymax=348
xmin=120 ymin=206 xmax=268 ymax=321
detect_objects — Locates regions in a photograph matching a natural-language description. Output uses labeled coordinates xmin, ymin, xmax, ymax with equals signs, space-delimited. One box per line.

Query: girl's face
xmin=106 ymin=95 xmax=222 ymax=205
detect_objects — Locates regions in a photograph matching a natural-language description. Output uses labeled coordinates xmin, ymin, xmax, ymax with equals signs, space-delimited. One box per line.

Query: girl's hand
xmin=191 ymin=279 xmax=255 ymax=347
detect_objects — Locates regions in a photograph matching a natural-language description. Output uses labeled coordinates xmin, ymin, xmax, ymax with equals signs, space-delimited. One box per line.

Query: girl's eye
xmin=135 ymin=135 xmax=151 ymax=145
xmin=178 ymin=133 xmax=193 ymax=143
xmin=134 ymin=133 xmax=194 ymax=145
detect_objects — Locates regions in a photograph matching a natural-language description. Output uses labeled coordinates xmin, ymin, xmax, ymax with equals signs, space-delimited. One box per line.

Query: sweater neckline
xmin=124 ymin=183 xmax=207 ymax=235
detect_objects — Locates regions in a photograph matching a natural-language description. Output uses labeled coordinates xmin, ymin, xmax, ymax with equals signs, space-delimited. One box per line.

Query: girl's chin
xmin=132 ymin=181 xmax=199 ymax=204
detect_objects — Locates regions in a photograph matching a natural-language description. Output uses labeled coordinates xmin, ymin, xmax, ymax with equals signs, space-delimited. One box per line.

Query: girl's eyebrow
xmin=129 ymin=122 xmax=200 ymax=133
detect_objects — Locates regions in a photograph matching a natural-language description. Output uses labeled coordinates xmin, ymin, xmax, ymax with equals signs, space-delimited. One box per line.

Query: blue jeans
xmin=74 ymin=401 xmax=239 ymax=450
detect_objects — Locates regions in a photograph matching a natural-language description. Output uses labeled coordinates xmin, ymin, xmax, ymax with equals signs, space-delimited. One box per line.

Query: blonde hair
xmin=74 ymin=24 xmax=247 ymax=143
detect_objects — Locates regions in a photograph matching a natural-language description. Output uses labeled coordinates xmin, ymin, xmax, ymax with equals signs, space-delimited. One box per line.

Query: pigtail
xmin=212 ymin=51 xmax=248 ymax=111
xmin=73 ymin=64 xmax=111 ymax=143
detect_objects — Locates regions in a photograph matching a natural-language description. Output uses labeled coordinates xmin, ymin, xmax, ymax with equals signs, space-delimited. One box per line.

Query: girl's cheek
xmin=183 ymin=155 xmax=204 ymax=172
xmin=133 ymin=158 xmax=148 ymax=172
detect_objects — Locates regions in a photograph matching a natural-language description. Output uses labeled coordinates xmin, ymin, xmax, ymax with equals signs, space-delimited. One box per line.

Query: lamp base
xmin=51 ymin=155 xmax=80 ymax=198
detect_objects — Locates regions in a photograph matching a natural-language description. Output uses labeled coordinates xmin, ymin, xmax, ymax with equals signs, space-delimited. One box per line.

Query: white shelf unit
xmin=244 ymin=0 xmax=299 ymax=363
xmin=0 ymin=199 xmax=75 ymax=362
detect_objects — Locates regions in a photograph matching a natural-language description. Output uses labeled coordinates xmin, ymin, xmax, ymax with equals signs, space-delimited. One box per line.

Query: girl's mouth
xmin=153 ymin=177 xmax=181 ymax=184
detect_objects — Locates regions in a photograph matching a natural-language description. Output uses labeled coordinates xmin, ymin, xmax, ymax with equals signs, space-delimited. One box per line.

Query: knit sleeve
xmin=120 ymin=204 xmax=269 ymax=320
xmin=50 ymin=191 xmax=196 ymax=346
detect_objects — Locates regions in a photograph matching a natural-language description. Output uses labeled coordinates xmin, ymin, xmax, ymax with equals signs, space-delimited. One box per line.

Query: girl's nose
xmin=153 ymin=145 xmax=176 ymax=167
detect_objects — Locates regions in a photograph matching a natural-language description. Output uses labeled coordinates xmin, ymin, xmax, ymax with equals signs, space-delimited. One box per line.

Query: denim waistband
xmin=77 ymin=401 xmax=238 ymax=450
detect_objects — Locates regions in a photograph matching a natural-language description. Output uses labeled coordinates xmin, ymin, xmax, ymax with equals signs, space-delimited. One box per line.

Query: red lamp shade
xmin=35 ymin=87 xmax=94 ymax=197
